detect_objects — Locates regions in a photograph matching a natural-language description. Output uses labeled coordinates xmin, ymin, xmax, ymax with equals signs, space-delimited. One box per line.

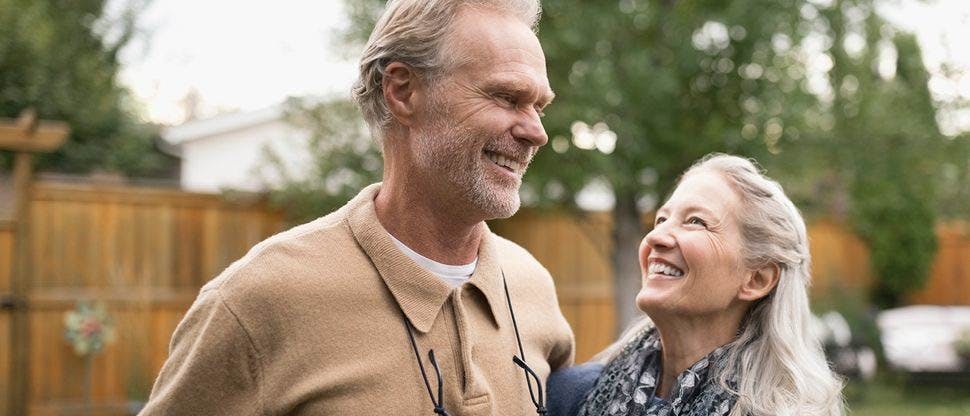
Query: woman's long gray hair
xmin=596 ymin=153 xmax=844 ymax=416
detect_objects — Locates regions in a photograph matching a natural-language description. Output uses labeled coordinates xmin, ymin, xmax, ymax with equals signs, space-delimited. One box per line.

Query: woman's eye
xmin=687 ymin=216 xmax=707 ymax=227
xmin=655 ymin=216 xmax=667 ymax=226
xmin=534 ymin=105 xmax=546 ymax=118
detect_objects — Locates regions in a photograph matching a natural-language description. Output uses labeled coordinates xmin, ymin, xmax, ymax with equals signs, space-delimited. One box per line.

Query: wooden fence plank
xmin=910 ymin=222 xmax=970 ymax=305
xmin=2 ymin=179 xmax=967 ymax=413
xmin=10 ymin=180 xmax=284 ymax=415
xmin=0 ymin=224 xmax=13 ymax=415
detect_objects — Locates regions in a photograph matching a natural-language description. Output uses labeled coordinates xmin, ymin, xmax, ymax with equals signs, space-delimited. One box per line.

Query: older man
xmin=141 ymin=0 xmax=574 ymax=414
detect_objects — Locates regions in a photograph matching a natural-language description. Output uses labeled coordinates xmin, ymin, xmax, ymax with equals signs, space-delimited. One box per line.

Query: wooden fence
xmin=910 ymin=222 xmax=970 ymax=305
xmin=805 ymin=218 xmax=970 ymax=305
xmin=1 ymin=180 xmax=968 ymax=415
xmin=2 ymin=181 xmax=283 ymax=415
xmin=1 ymin=221 xmax=14 ymax=416
xmin=491 ymin=210 xmax=616 ymax=364
xmin=496 ymin=214 xmax=970 ymax=361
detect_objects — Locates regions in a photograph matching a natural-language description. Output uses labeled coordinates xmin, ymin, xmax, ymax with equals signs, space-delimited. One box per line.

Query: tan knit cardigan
xmin=141 ymin=184 xmax=575 ymax=415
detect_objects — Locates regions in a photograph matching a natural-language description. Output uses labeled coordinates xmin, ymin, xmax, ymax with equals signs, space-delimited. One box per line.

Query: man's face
xmin=410 ymin=6 xmax=553 ymax=220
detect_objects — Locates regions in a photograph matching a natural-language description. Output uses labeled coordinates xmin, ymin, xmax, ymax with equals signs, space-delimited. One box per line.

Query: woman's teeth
xmin=648 ymin=262 xmax=684 ymax=278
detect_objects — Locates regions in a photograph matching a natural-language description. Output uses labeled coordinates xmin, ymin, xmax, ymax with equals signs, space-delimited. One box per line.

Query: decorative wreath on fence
xmin=64 ymin=301 xmax=116 ymax=356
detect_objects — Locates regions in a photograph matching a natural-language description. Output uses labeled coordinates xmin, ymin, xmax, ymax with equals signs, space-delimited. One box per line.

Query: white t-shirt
xmin=388 ymin=233 xmax=477 ymax=287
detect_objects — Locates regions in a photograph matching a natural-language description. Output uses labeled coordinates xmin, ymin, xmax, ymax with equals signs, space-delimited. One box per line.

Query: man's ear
xmin=739 ymin=263 xmax=780 ymax=301
xmin=382 ymin=62 xmax=421 ymax=127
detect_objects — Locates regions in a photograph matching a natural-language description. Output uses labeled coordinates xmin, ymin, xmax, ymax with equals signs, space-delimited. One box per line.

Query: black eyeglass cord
xmin=400 ymin=268 xmax=546 ymax=415
xmin=502 ymin=270 xmax=547 ymax=415
xmin=402 ymin=308 xmax=450 ymax=416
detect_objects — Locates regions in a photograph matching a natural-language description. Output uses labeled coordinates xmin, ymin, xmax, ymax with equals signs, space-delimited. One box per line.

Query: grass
xmin=846 ymin=378 xmax=970 ymax=415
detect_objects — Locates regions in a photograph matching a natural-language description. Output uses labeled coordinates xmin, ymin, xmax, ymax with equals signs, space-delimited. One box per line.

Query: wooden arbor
xmin=0 ymin=109 xmax=69 ymax=416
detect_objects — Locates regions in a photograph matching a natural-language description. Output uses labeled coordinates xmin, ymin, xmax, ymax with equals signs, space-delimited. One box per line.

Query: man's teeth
xmin=486 ymin=152 xmax=523 ymax=172
xmin=648 ymin=262 xmax=684 ymax=277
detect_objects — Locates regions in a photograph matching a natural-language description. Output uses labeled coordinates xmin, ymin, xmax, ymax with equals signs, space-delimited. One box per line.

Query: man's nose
xmin=511 ymin=109 xmax=548 ymax=147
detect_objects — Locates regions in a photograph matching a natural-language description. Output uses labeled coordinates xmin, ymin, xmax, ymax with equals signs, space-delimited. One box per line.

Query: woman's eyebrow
xmin=657 ymin=203 xmax=717 ymax=218
xmin=683 ymin=205 xmax=717 ymax=216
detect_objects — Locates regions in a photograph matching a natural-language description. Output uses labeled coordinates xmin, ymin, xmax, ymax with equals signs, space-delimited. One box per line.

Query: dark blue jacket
xmin=546 ymin=362 xmax=604 ymax=416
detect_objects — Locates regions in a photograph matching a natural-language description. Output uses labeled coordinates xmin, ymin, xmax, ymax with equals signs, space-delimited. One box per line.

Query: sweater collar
xmin=346 ymin=183 xmax=505 ymax=333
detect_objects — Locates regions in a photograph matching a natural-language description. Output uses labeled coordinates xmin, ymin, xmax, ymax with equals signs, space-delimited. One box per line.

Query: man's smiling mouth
xmin=484 ymin=150 xmax=524 ymax=173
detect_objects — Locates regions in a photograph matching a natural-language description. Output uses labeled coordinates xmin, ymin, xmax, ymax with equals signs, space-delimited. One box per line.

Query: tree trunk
xmin=611 ymin=194 xmax=645 ymax=335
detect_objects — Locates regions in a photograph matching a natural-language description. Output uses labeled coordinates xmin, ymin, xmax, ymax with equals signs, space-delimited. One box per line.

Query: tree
xmin=807 ymin=1 xmax=945 ymax=307
xmin=536 ymin=0 xmax=821 ymax=329
xmin=0 ymin=0 xmax=175 ymax=177
xmin=319 ymin=0 xmax=952 ymax=329
xmin=263 ymin=97 xmax=383 ymax=224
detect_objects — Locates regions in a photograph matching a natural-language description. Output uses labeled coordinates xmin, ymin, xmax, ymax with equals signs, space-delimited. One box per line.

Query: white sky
xmin=877 ymin=0 xmax=970 ymax=135
xmin=118 ymin=0 xmax=358 ymax=125
xmin=118 ymin=0 xmax=969 ymax=132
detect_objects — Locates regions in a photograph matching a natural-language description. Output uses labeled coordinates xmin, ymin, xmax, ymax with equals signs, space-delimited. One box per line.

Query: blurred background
xmin=1 ymin=0 xmax=968 ymax=414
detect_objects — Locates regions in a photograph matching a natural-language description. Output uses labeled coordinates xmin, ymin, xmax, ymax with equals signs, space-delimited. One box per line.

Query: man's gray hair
xmin=351 ymin=0 xmax=541 ymax=140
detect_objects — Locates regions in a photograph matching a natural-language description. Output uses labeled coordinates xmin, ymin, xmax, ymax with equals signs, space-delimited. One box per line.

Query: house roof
xmin=158 ymin=104 xmax=287 ymax=156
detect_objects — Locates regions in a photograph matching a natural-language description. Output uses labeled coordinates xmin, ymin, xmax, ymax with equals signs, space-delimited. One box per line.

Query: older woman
xmin=549 ymin=154 xmax=844 ymax=416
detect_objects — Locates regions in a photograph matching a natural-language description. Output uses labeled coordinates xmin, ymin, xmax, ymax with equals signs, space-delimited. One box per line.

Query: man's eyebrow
xmin=539 ymin=90 xmax=556 ymax=108
xmin=484 ymin=78 xmax=555 ymax=106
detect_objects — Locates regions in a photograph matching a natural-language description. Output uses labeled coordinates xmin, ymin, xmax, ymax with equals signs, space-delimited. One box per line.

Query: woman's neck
xmin=652 ymin=312 xmax=743 ymax=399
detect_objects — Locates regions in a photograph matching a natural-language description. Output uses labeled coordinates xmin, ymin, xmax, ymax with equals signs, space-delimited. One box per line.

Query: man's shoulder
xmin=488 ymin=232 xmax=554 ymax=285
xmin=202 ymin=206 xmax=368 ymax=298
xmin=489 ymin=232 xmax=544 ymax=267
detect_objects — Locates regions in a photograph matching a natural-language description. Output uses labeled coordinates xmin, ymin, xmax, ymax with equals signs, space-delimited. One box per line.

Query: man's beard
xmin=412 ymin=117 xmax=526 ymax=220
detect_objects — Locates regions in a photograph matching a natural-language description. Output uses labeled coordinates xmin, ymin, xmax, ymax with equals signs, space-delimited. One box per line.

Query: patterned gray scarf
xmin=577 ymin=328 xmax=739 ymax=416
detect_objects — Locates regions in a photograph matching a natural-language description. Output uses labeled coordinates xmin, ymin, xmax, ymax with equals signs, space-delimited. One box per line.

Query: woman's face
xmin=636 ymin=170 xmax=750 ymax=318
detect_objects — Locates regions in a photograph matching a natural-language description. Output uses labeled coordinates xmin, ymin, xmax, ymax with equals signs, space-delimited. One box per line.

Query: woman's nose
xmin=645 ymin=223 xmax=676 ymax=251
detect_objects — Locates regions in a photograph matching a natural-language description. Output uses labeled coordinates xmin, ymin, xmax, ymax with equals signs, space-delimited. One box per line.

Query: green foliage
xmin=536 ymin=0 xmax=825 ymax=327
xmin=751 ymin=1 xmax=948 ymax=308
xmin=338 ymin=0 xmax=386 ymax=52
xmin=264 ymin=98 xmax=383 ymax=224
xmin=536 ymin=0 xmax=810 ymax=206
xmin=329 ymin=0 xmax=954 ymax=318
xmin=0 ymin=0 xmax=175 ymax=177
xmin=260 ymin=0 xmax=385 ymax=224
xmin=846 ymin=379 xmax=970 ymax=416
xmin=814 ymin=3 xmax=944 ymax=307
xmin=936 ymin=133 xmax=969 ymax=219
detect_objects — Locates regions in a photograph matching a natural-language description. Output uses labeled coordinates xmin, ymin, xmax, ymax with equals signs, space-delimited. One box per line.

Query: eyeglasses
xmin=400 ymin=269 xmax=547 ymax=415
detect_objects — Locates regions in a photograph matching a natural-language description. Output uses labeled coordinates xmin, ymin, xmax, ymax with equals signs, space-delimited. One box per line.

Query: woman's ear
xmin=739 ymin=263 xmax=780 ymax=301
xmin=382 ymin=61 xmax=421 ymax=127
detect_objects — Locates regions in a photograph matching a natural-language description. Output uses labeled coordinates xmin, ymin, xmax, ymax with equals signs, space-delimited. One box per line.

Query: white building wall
xmin=180 ymin=119 xmax=312 ymax=193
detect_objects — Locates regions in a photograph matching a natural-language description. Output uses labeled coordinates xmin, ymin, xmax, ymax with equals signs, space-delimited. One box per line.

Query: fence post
xmin=0 ymin=109 xmax=68 ymax=416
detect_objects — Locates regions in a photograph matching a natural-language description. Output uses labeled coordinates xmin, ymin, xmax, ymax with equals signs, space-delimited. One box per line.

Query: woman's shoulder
xmin=547 ymin=362 xmax=605 ymax=416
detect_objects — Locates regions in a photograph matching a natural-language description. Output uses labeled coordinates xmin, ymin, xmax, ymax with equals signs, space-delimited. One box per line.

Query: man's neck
xmin=374 ymin=178 xmax=484 ymax=265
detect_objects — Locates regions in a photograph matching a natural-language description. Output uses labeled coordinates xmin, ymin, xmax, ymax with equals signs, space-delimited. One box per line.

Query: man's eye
xmin=495 ymin=93 xmax=517 ymax=106
xmin=655 ymin=216 xmax=667 ymax=226
xmin=687 ymin=216 xmax=707 ymax=227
